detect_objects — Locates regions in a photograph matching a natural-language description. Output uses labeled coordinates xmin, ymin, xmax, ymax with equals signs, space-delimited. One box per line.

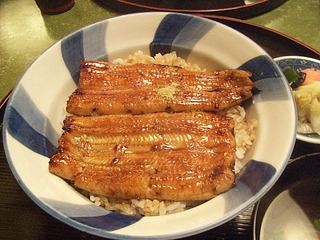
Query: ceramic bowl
xmin=3 ymin=12 xmax=296 ymax=239
xmin=274 ymin=56 xmax=320 ymax=144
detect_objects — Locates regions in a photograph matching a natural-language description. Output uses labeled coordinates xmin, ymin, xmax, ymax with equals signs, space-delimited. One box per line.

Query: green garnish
xmin=284 ymin=68 xmax=300 ymax=83
xmin=283 ymin=67 xmax=306 ymax=89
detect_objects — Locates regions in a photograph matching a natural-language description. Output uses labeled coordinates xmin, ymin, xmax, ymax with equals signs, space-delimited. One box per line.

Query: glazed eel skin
xmin=49 ymin=112 xmax=236 ymax=201
xmin=49 ymin=61 xmax=256 ymax=201
xmin=66 ymin=62 xmax=254 ymax=115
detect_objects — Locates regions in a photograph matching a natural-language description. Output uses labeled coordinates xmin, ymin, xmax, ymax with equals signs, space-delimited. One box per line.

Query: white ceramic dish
xmin=274 ymin=56 xmax=320 ymax=144
xmin=3 ymin=12 xmax=296 ymax=239
xmin=253 ymin=152 xmax=320 ymax=240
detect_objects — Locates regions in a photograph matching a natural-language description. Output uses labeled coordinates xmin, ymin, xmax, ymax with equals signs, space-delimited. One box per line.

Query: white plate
xmin=253 ymin=152 xmax=320 ymax=240
xmin=3 ymin=12 xmax=296 ymax=239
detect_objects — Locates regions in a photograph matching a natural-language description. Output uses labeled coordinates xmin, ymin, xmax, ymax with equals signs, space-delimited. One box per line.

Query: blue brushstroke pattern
xmin=236 ymin=160 xmax=276 ymax=195
xmin=238 ymin=55 xmax=283 ymax=81
xmin=6 ymin=106 xmax=57 ymax=158
xmin=4 ymin=86 xmax=58 ymax=157
xmin=223 ymin=160 xmax=276 ymax=211
xmin=61 ymin=31 xmax=84 ymax=84
xmin=224 ymin=160 xmax=276 ymax=213
xmin=150 ymin=14 xmax=214 ymax=59
xmin=254 ymin=77 xmax=290 ymax=102
xmin=41 ymin=198 xmax=141 ymax=231
xmin=239 ymin=55 xmax=289 ymax=102
xmin=83 ymin=22 xmax=108 ymax=61
xmin=61 ymin=22 xmax=108 ymax=84
xmin=71 ymin=212 xmax=141 ymax=231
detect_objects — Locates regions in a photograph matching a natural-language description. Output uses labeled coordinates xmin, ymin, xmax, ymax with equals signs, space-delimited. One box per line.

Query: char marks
xmin=67 ymin=62 xmax=254 ymax=115
xmin=50 ymin=60 xmax=255 ymax=201
xmin=78 ymin=61 xmax=254 ymax=91
xmin=50 ymin=112 xmax=236 ymax=200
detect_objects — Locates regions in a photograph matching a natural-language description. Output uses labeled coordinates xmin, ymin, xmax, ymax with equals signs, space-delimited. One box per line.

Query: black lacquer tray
xmin=1 ymin=16 xmax=319 ymax=240
xmin=253 ymin=153 xmax=320 ymax=240
xmin=95 ymin=0 xmax=287 ymax=19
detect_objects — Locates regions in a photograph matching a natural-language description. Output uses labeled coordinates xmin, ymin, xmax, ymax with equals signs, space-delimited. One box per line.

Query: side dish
xmin=49 ymin=51 xmax=257 ymax=216
xmin=284 ymin=68 xmax=320 ymax=135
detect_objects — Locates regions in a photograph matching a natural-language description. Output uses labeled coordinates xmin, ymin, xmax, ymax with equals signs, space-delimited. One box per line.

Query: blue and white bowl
xmin=3 ymin=12 xmax=296 ymax=239
xmin=274 ymin=56 xmax=320 ymax=144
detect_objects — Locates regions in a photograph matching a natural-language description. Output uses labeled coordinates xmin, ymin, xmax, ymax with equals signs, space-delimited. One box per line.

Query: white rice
xmin=87 ymin=51 xmax=258 ymax=216
xmin=112 ymin=50 xmax=204 ymax=72
xmin=86 ymin=193 xmax=194 ymax=216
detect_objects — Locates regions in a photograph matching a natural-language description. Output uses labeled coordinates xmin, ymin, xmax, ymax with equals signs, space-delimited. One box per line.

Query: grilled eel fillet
xmin=66 ymin=61 xmax=254 ymax=115
xmin=49 ymin=112 xmax=236 ymax=201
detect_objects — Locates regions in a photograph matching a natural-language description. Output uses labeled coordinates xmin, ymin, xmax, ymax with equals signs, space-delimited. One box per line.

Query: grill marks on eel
xmin=49 ymin=112 xmax=236 ymax=201
xmin=50 ymin=61 xmax=255 ymax=202
xmin=66 ymin=62 xmax=254 ymax=115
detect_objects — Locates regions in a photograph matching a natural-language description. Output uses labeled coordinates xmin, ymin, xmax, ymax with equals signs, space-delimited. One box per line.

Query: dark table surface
xmin=1 ymin=16 xmax=320 ymax=240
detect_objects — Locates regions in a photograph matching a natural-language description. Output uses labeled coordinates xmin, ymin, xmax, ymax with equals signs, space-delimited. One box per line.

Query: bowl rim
xmin=2 ymin=12 xmax=297 ymax=240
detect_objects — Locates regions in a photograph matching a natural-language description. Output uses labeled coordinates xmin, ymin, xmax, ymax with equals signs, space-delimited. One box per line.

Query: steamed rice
xmin=87 ymin=51 xmax=258 ymax=216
